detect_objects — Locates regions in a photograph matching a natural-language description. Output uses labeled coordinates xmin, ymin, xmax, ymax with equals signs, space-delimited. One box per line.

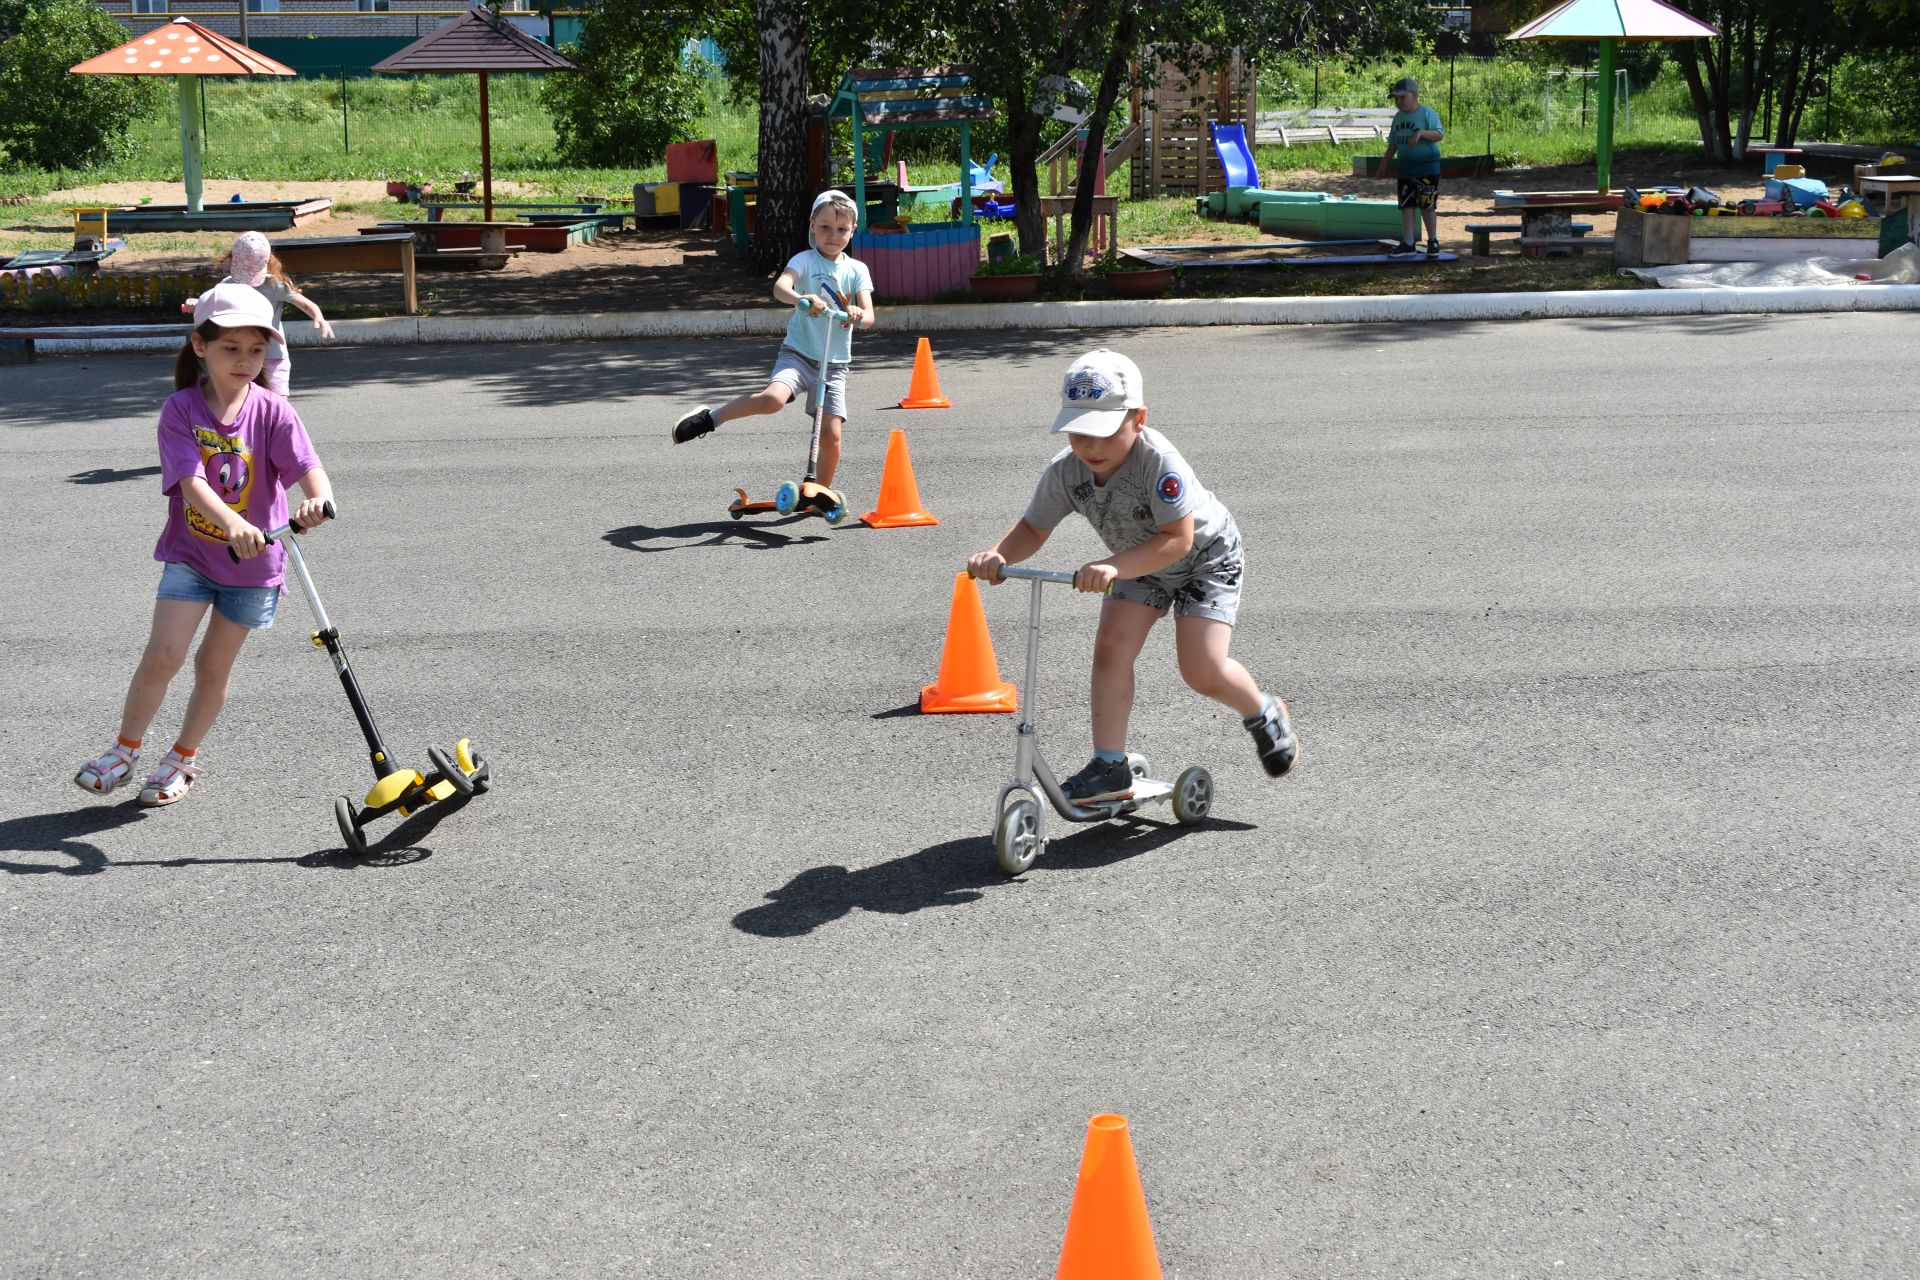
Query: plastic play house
xmin=829 ymin=65 xmax=996 ymax=300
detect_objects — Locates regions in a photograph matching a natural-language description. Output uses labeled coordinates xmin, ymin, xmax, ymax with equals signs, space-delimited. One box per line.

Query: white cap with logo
xmin=1050 ymin=349 xmax=1144 ymax=437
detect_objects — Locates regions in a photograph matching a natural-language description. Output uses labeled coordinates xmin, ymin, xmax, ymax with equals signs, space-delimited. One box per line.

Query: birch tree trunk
xmin=754 ymin=0 xmax=810 ymax=273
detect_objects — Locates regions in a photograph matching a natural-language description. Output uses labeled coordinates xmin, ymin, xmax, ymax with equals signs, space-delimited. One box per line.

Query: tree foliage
xmin=539 ymin=4 xmax=704 ymax=169
xmin=0 ymin=0 xmax=161 ymax=171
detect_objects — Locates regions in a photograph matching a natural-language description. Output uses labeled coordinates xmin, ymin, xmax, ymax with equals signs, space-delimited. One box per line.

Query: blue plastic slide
xmin=1209 ymin=122 xmax=1258 ymax=189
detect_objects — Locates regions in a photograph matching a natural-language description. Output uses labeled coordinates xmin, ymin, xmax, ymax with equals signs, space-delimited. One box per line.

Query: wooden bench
xmin=271 ymin=231 xmax=418 ymax=316
xmin=1519 ymin=234 xmax=1615 ymax=258
xmin=422 ymin=200 xmax=604 ymax=223
xmin=1465 ymin=221 xmax=1593 ymax=256
xmin=0 ymin=323 xmax=190 ymax=365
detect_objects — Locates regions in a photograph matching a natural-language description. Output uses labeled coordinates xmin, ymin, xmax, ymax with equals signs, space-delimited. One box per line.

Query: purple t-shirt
xmin=153 ymin=382 xmax=321 ymax=590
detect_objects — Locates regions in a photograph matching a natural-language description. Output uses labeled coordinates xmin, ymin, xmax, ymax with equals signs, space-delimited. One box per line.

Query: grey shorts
xmin=768 ymin=346 xmax=849 ymax=420
xmin=1110 ymin=542 xmax=1245 ymax=625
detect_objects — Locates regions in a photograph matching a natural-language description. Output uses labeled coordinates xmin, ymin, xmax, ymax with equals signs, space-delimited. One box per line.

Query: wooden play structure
xmin=1128 ymin=48 xmax=1257 ymax=199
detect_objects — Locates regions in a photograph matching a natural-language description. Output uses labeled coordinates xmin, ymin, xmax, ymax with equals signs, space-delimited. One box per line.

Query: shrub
xmin=0 ymin=0 xmax=161 ymax=170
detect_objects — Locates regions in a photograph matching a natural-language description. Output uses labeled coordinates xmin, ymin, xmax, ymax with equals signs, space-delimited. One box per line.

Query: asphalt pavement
xmin=2 ymin=315 xmax=1915 ymax=1278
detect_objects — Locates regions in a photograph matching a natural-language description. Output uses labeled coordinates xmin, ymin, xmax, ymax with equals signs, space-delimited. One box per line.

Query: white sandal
xmin=75 ymin=743 xmax=140 ymax=796
xmin=138 ymin=751 xmax=200 ymax=807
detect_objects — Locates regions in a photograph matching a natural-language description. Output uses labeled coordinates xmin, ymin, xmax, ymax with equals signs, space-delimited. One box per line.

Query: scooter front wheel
xmin=994 ymin=796 xmax=1043 ymax=877
xmin=456 ymin=739 xmax=492 ymax=794
xmin=335 ymin=795 xmax=367 ymax=856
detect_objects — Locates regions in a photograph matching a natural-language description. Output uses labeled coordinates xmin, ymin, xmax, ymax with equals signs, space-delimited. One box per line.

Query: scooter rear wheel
xmin=994 ymin=796 xmax=1043 ymax=876
xmin=335 ymin=796 xmax=367 ymax=856
xmin=428 ymin=745 xmax=475 ymax=797
xmin=774 ymin=481 xmax=800 ymax=515
xmin=1171 ymin=766 xmax=1213 ymax=825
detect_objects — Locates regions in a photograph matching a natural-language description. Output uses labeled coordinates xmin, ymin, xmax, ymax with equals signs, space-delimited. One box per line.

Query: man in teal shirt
xmin=1378 ymin=76 xmax=1445 ymax=257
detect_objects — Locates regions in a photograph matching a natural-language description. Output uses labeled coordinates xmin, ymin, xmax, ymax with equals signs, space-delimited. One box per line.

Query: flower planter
xmin=969 ymin=273 xmax=1041 ymax=301
xmin=1106 ymin=266 xmax=1176 ymax=298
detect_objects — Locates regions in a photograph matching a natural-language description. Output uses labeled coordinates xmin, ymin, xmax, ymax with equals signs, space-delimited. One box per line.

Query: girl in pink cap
xmin=74 ymin=282 xmax=334 ymax=807
xmin=188 ymin=231 xmax=335 ymax=396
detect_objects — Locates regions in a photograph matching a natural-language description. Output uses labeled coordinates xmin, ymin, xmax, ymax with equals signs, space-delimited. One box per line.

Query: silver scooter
xmin=978 ymin=565 xmax=1215 ymax=876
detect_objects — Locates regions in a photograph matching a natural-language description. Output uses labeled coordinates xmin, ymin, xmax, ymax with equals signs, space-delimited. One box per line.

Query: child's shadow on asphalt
xmin=603 ymin=518 xmax=828 ymax=553
xmin=732 ymin=816 xmax=1256 ymax=938
xmin=0 ymin=801 xmax=453 ymax=875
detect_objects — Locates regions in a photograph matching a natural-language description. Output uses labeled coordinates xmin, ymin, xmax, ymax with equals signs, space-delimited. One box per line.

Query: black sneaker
xmin=1388 ymin=241 xmax=1418 ymax=257
xmin=671 ymin=405 xmax=716 ymax=444
xmin=1425 ymin=239 xmax=1442 ymax=257
xmin=1060 ymin=756 xmax=1135 ymax=804
xmin=1246 ymin=698 xmax=1297 ymax=778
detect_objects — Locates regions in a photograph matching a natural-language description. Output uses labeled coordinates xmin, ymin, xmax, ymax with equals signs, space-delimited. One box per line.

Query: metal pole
xmin=1448 ymin=57 xmax=1455 ymax=128
xmin=479 ymin=70 xmax=493 ymax=221
xmin=238 ymin=0 xmax=249 ymax=48
xmin=1594 ymin=38 xmax=1617 ymax=193
xmin=1312 ymin=63 xmax=1319 ymax=111
xmin=341 ymin=65 xmax=349 ymax=154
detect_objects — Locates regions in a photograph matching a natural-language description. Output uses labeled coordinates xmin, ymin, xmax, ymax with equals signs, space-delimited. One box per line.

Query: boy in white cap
xmin=671 ymin=190 xmax=875 ymax=491
xmin=189 ymin=232 xmax=336 ymax=396
xmin=967 ymin=350 xmax=1296 ymax=802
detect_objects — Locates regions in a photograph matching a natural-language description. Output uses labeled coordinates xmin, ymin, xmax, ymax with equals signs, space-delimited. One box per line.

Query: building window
xmin=357 ymin=0 xmax=390 ymax=11
xmin=247 ymin=0 xmax=280 ymax=11
xmin=130 ymin=0 xmax=166 ymax=13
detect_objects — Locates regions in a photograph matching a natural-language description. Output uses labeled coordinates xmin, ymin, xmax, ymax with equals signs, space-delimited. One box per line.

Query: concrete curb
xmin=30 ymin=283 xmax=1920 ymax=355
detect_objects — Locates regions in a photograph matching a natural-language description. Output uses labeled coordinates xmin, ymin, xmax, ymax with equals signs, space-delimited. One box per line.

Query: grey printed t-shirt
xmin=1021 ymin=427 xmax=1239 ymax=579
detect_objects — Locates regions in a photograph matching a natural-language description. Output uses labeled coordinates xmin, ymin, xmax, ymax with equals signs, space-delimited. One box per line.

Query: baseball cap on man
xmin=191 ymin=281 xmax=282 ymax=338
xmin=1051 ymin=349 xmax=1145 ymax=437
xmin=228 ymin=231 xmax=272 ymax=286
xmin=1389 ymin=77 xmax=1419 ymax=98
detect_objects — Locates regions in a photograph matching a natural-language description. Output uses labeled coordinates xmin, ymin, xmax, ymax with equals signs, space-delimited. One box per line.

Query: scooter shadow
xmin=732 ymin=815 xmax=1257 ymax=938
xmin=69 ymin=465 xmax=162 ymax=485
xmin=603 ymin=518 xmax=828 ymax=554
xmin=0 ymin=800 xmax=447 ymax=876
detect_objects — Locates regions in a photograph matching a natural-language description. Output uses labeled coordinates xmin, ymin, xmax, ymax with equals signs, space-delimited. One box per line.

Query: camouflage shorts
xmin=1110 ymin=540 xmax=1244 ymax=625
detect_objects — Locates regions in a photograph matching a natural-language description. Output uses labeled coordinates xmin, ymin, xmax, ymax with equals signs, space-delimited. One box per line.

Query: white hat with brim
xmin=1050 ymin=349 xmax=1144 ymax=437
xmin=192 ymin=281 xmax=282 ymax=339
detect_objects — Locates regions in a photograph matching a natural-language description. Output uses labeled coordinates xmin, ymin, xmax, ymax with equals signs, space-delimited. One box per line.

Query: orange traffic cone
xmin=1055 ymin=1114 xmax=1163 ymax=1280
xmin=899 ymin=337 xmax=952 ymax=409
xmin=861 ymin=429 xmax=939 ymax=528
xmin=920 ymin=572 xmax=1016 ymax=714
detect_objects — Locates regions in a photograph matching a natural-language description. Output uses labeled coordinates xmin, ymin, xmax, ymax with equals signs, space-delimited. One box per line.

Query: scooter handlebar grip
xmin=226 ymin=499 xmax=337 ymax=560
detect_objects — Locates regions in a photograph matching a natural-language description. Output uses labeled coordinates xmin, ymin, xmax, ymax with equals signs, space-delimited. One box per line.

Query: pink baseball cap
xmin=191 ymin=281 xmax=282 ymax=339
xmin=229 ymin=231 xmax=272 ymax=286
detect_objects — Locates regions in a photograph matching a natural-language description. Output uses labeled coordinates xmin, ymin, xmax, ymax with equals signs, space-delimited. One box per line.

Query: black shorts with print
xmin=1396 ymin=175 xmax=1439 ymax=210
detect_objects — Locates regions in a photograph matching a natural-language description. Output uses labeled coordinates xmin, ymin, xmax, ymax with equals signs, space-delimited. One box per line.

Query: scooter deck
xmin=727 ymin=485 xmax=845 ymax=521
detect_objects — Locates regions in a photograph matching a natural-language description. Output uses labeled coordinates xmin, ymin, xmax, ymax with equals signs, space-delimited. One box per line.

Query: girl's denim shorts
xmin=157 ymin=561 xmax=279 ymax=630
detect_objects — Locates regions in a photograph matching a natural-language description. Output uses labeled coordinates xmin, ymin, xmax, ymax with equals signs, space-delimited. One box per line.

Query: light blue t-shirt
xmin=1389 ymin=104 xmax=1444 ymax=179
xmin=781 ymin=249 xmax=873 ymax=364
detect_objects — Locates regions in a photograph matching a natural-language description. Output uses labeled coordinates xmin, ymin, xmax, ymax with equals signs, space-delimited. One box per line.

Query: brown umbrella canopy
xmin=372 ymin=8 xmax=576 ymax=219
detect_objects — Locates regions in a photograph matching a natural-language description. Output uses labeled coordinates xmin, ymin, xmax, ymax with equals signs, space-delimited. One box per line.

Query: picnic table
xmin=270 ymin=232 xmax=417 ymax=316
xmin=1488 ymin=195 xmax=1621 ymax=258
xmin=1860 ymin=175 xmax=1920 ymax=220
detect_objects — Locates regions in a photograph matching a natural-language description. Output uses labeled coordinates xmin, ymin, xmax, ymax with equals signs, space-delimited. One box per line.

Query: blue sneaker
xmin=1061 ymin=756 xmax=1134 ymax=804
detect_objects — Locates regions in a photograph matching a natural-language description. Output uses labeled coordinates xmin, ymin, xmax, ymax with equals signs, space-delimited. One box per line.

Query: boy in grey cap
xmin=967 ymin=350 xmax=1297 ymax=803
xmin=1379 ymin=76 xmax=1445 ymax=256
